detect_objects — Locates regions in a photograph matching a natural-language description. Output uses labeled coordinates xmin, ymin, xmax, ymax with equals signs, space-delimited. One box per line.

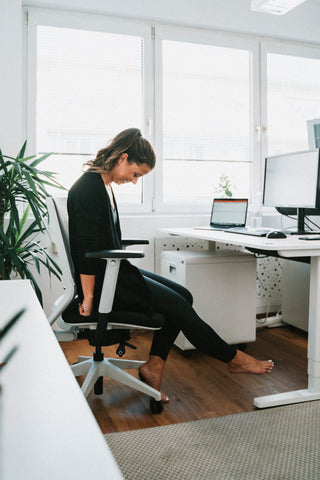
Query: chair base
xmin=71 ymin=356 xmax=162 ymax=402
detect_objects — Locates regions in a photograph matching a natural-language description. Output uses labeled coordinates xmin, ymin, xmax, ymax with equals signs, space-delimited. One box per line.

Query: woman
xmin=67 ymin=128 xmax=274 ymax=403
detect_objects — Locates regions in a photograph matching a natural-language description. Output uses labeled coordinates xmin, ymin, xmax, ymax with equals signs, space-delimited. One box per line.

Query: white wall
xmin=21 ymin=0 xmax=320 ymax=43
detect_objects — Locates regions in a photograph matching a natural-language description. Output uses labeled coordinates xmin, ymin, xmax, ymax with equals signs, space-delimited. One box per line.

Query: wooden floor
xmin=59 ymin=325 xmax=308 ymax=434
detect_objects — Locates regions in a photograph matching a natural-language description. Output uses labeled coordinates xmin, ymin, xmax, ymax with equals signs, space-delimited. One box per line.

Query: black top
xmin=67 ymin=172 xmax=153 ymax=315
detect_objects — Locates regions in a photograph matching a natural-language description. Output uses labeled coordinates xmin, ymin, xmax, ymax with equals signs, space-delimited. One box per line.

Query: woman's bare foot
xmin=139 ymin=356 xmax=169 ymax=403
xmin=228 ymin=350 xmax=274 ymax=375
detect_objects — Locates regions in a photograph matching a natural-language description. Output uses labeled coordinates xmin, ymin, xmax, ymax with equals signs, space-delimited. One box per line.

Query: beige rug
xmin=105 ymin=401 xmax=320 ymax=480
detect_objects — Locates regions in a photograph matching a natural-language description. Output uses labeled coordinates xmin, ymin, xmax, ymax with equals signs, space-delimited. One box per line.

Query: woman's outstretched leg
xmin=140 ymin=273 xmax=273 ymax=399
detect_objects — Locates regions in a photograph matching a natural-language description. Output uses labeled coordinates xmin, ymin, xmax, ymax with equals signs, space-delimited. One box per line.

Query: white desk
xmin=0 ymin=280 xmax=123 ymax=480
xmin=167 ymin=228 xmax=320 ymax=409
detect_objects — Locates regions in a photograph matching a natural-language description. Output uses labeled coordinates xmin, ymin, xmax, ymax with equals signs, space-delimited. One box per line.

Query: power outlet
xmin=51 ymin=241 xmax=58 ymax=254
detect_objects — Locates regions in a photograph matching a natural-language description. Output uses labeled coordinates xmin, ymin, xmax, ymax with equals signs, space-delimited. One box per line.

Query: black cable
xmin=281 ymin=212 xmax=320 ymax=232
xmin=305 ymin=216 xmax=320 ymax=230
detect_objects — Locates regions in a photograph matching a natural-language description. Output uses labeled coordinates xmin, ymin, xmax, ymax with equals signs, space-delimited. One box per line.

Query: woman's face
xmin=111 ymin=154 xmax=152 ymax=185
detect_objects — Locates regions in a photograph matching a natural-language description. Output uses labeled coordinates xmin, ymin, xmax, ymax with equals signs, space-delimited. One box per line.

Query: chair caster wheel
xmin=150 ymin=398 xmax=163 ymax=414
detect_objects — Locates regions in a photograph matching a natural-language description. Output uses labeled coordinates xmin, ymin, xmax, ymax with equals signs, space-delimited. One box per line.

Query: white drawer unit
xmin=161 ymin=250 xmax=257 ymax=351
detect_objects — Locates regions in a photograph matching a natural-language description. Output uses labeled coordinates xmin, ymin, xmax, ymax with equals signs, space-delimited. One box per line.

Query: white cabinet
xmin=161 ymin=250 xmax=257 ymax=351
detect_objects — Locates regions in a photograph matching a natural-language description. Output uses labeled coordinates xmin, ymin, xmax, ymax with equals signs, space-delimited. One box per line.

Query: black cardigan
xmin=67 ymin=172 xmax=153 ymax=315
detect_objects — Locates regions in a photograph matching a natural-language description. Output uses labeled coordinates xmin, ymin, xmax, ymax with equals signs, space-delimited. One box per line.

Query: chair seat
xmin=62 ymin=309 xmax=165 ymax=330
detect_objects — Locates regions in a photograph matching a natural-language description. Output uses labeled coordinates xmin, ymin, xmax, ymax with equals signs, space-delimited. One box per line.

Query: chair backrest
xmin=46 ymin=197 xmax=76 ymax=325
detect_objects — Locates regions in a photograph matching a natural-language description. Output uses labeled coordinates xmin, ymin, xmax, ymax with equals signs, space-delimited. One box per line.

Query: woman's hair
xmin=84 ymin=128 xmax=156 ymax=173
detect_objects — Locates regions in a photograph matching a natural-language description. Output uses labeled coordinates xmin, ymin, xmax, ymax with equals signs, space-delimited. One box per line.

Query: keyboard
xmin=226 ymin=227 xmax=273 ymax=237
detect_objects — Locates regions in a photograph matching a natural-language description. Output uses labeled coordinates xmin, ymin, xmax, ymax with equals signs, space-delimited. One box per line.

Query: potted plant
xmin=215 ymin=174 xmax=234 ymax=198
xmin=0 ymin=141 xmax=64 ymax=303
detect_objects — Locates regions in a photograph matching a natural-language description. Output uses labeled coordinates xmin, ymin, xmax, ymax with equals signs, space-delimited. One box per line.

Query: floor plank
xmin=59 ymin=325 xmax=308 ymax=434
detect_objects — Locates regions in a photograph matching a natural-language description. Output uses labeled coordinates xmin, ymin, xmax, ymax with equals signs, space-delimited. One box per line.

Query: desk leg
xmin=254 ymin=255 xmax=320 ymax=409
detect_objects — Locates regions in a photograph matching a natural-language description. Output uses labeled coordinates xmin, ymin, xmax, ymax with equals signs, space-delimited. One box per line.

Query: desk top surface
xmin=0 ymin=280 xmax=123 ymax=480
xmin=167 ymin=227 xmax=320 ymax=258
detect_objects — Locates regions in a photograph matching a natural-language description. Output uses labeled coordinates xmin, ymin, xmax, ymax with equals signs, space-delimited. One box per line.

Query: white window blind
xmin=161 ymin=40 xmax=252 ymax=205
xmin=36 ymin=25 xmax=145 ymax=204
xmin=266 ymin=50 xmax=320 ymax=155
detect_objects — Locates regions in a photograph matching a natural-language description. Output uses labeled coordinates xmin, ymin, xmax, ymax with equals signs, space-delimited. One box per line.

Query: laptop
xmin=195 ymin=198 xmax=272 ymax=237
xmin=194 ymin=198 xmax=248 ymax=231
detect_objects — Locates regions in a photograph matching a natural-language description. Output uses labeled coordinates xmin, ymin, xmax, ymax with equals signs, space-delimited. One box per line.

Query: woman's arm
xmin=79 ymin=274 xmax=95 ymax=316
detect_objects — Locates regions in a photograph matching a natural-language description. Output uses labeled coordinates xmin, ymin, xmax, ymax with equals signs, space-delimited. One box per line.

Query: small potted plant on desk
xmin=215 ymin=174 xmax=235 ymax=198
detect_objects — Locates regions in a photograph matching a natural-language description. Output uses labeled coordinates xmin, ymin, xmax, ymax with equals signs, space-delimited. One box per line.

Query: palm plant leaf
xmin=37 ymin=251 xmax=62 ymax=278
xmin=22 ymin=262 xmax=43 ymax=303
xmin=16 ymin=140 xmax=27 ymax=160
xmin=20 ymin=240 xmax=61 ymax=274
xmin=17 ymin=205 xmax=31 ymax=236
xmin=28 ymin=250 xmax=41 ymax=274
xmin=22 ymin=159 xmax=62 ymax=181
xmin=6 ymin=192 xmax=20 ymax=231
xmin=7 ymin=247 xmax=25 ymax=278
xmin=10 ymin=181 xmax=47 ymax=230
xmin=6 ymin=237 xmax=61 ymax=302
xmin=29 ymin=152 xmax=52 ymax=167
xmin=20 ymin=168 xmax=39 ymax=196
xmin=0 ymin=221 xmax=10 ymax=247
xmin=16 ymin=220 xmax=40 ymax=246
xmin=0 ymin=156 xmax=11 ymax=174
xmin=0 ymin=259 xmax=6 ymax=280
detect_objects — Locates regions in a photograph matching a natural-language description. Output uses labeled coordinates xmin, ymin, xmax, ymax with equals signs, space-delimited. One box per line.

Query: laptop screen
xmin=210 ymin=198 xmax=248 ymax=227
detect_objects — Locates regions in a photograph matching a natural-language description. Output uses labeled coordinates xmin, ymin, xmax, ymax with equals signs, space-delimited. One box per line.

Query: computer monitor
xmin=262 ymin=149 xmax=320 ymax=234
xmin=307 ymin=118 xmax=320 ymax=149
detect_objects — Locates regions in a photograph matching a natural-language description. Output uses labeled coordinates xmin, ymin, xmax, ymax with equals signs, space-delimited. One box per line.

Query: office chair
xmin=46 ymin=197 xmax=164 ymax=413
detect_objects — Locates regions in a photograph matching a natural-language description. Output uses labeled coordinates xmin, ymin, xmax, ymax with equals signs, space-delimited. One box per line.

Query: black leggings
xmin=139 ymin=269 xmax=237 ymax=363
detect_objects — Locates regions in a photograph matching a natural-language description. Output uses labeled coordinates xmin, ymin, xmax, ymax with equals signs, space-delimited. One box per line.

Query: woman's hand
xmin=79 ymin=297 xmax=94 ymax=316
xmin=79 ymin=274 xmax=95 ymax=316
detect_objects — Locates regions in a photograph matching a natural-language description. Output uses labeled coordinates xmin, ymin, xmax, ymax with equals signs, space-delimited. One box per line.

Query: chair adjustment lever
xmin=116 ymin=341 xmax=137 ymax=357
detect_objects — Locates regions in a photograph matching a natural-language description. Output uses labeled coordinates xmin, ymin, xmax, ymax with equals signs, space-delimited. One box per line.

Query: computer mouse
xmin=266 ymin=230 xmax=287 ymax=239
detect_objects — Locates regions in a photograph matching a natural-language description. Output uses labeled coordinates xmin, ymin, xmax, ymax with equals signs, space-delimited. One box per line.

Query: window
xmin=161 ymin=40 xmax=252 ymax=207
xmin=28 ymin=11 xmax=152 ymax=210
xmin=262 ymin=42 xmax=320 ymax=156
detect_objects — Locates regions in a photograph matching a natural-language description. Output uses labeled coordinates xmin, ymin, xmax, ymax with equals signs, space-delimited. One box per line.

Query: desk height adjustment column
xmin=254 ymin=255 xmax=320 ymax=408
xmin=307 ymin=256 xmax=320 ymax=392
